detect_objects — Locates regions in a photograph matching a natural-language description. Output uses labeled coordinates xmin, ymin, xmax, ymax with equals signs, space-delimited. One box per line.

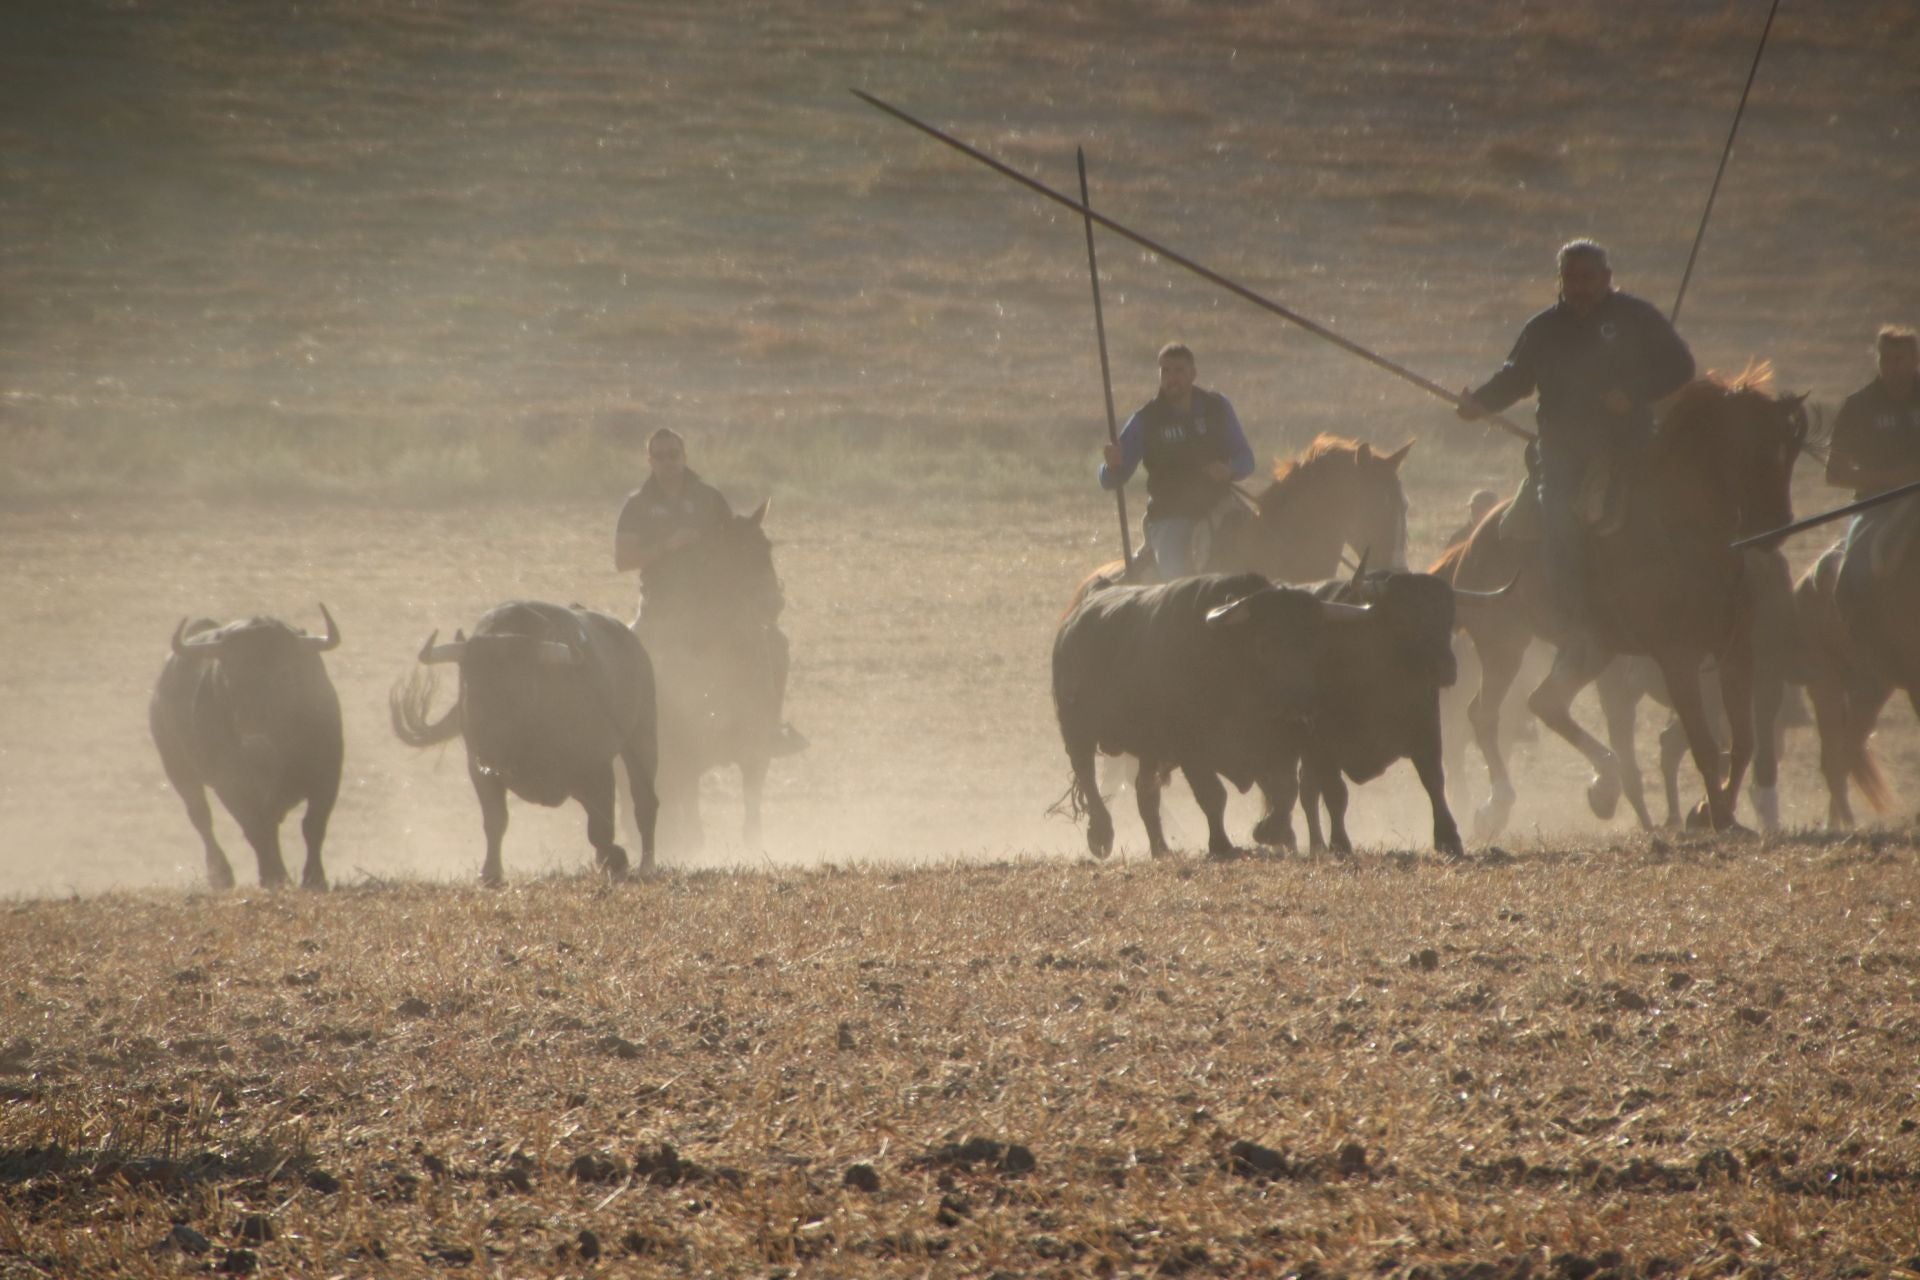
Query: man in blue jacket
xmin=1456 ymin=240 xmax=1695 ymax=625
xmin=1099 ymin=343 xmax=1257 ymax=579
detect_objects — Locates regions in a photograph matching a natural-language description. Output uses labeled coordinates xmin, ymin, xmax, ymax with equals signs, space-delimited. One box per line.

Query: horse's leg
xmin=1465 ymin=630 xmax=1525 ymax=842
xmin=1594 ymin=659 xmax=1654 ymax=829
xmin=1135 ymin=758 xmax=1171 ymax=859
xmin=1657 ymin=714 xmax=1690 ymax=827
xmin=1525 ymin=636 xmax=1619 ymax=820
xmin=1806 ymin=665 xmax=1857 ymax=830
xmin=1716 ymin=630 xmax=1758 ymax=831
xmin=1182 ymin=766 xmax=1238 ymax=858
xmin=1657 ymin=652 xmax=1736 ymax=832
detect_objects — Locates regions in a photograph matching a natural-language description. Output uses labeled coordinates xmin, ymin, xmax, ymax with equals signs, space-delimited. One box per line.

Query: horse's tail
xmin=1852 ymin=737 xmax=1893 ymax=815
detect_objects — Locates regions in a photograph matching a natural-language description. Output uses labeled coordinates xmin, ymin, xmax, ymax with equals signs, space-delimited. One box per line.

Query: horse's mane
xmin=1269 ymin=433 xmax=1369 ymax=484
xmin=1659 ymin=361 xmax=1792 ymax=446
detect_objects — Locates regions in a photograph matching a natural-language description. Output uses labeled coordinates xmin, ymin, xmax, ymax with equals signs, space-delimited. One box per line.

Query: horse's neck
xmin=1255 ymin=476 xmax=1348 ymax=580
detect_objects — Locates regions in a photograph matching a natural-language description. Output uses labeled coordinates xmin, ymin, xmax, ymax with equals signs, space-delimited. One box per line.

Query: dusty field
xmin=6 ymin=487 xmax=1917 ymax=900
xmin=6 ymin=0 xmax=1920 ymax=1274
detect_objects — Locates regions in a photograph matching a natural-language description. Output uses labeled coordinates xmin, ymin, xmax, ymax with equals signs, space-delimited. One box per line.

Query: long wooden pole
xmin=853 ymin=89 xmax=1537 ymax=444
xmin=1671 ymin=0 xmax=1782 ymax=326
xmin=1077 ymin=148 xmax=1133 ymax=569
xmin=1731 ymin=476 xmax=1920 ymax=549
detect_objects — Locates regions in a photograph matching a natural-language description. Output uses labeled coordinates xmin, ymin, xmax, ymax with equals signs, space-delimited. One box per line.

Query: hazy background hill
xmin=4 ymin=0 xmax=1917 ymax=503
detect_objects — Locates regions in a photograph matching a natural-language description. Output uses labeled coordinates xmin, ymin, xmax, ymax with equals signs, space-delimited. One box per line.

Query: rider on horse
xmin=615 ymin=428 xmax=805 ymax=757
xmin=1456 ymin=239 xmax=1695 ymax=627
xmin=1099 ymin=342 xmax=1256 ymax=579
xmin=1827 ymin=325 xmax=1920 ymax=561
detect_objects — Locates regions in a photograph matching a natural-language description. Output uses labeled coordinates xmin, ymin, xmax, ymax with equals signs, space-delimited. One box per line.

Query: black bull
xmin=391 ymin=601 xmax=658 ymax=886
xmin=1279 ymin=569 xmax=1472 ymax=859
xmin=1052 ymin=574 xmax=1361 ymax=858
xmin=150 ymin=606 xmax=343 ymax=890
xmin=1054 ymin=571 xmax=1501 ymax=860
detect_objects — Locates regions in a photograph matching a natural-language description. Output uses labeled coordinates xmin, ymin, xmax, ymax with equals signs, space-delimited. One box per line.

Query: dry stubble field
xmin=6 ymin=0 xmax=1920 ymax=1275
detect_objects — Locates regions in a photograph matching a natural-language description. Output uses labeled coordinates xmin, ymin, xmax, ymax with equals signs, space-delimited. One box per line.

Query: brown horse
xmin=1432 ymin=371 xmax=1809 ymax=838
xmin=1794 ymin=500 xmax=1919 ymax=827
xmin=1076 ymin=434 xmax=1413 ymax=598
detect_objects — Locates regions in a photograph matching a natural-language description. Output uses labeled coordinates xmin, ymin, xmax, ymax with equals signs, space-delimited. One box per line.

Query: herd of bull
xmin=150 ymin=600 xmax=658 ymax=891
xmin=1052 ymin=561 xmax=1507 ymax=862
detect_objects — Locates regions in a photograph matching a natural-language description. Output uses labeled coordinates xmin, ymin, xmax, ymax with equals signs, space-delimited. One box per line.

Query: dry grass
xmin=5 ymin=843 xmax=1920 ymax=1277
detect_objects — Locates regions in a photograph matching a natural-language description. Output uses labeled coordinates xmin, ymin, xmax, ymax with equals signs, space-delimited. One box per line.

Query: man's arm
xmin=1458 ymin=325 xmax=1539 ymax=420
xmin=1099 ymin=412 xmax=1146 ymax=489
xmin=1635 ymin=302 xmax=1697 ymax=404
xmin=1217 ymin=398 xmax=1256 ymax=482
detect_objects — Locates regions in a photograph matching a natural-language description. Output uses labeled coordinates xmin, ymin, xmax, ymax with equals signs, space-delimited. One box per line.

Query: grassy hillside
xmin=3 ymin=0 xmax=1917 ymax=502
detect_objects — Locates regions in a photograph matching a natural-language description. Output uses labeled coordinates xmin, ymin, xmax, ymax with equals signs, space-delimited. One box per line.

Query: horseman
xmin=1456 ymin=240 xmax=1695 ymax=626
xmin=1099 ymin=342 xmax=1257 ymax=579
xmin=1826 ymin=325 xmax=1920 ymax=561
xmin=614 ymin=428 xmax=805 ymax=756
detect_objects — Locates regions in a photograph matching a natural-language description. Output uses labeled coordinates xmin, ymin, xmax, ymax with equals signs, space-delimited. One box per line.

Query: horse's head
xmin=1663 ymin=368 xmax=1808 ymax=541
xmin=1255 ymin=434 xmax=1412 ymax=577
xmin=683 ymin=499 xmax=784 ymax=630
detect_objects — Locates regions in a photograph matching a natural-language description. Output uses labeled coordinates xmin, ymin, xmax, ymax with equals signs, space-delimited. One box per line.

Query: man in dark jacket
xmin=1456 ymin=240 xmax=1695 ymax=624
xmin=615 ymin=429 xmax=805 ymax=755
xmin=1827 ymin=325 xmax=1920 ymax=504
xmin=1099 ymin=343 xmax=1257 ymax=579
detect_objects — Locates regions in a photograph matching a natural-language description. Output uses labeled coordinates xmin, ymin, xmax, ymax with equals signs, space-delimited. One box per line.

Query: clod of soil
xmin=844 ymin=1163 xmax=881 ymax=1193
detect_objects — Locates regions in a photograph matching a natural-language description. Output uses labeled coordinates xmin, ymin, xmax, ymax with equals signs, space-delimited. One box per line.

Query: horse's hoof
xmin=1471 ymin=793 xmax=1514 ymax=843
xmin=1087 ymin=821 xmax=1114 ymax=860
xmin=1586 ymin=772 xmax=1622 ymax=821
xmin=1206 ymin=843 xmax=1247 ymax=862
xmin=1684 ymin=801 xmax=1713 ymax=832
xmin=1750 ymin=785 xmax=1782 ymax=833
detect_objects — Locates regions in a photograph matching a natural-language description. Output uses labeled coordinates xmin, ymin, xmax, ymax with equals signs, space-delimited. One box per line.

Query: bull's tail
xmin=390 ymin=666 xmax=463 ymax=748
xmin=1853 ymin=738 xmax=1893 ymax=815
xmin=1046 ymin=775 xmax=1092 ymax=822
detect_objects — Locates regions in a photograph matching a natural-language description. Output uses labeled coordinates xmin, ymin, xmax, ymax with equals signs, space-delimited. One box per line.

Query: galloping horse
xmin=1075 ymin=434 xmax=1413 ymax=599
xmin=1794 ymin=494 xmax=1920 ymax=827
xmin=635 ymin=500 xmax=786 ymax=856
xmin=1433 ymin=371 xmax=1809 ymax=837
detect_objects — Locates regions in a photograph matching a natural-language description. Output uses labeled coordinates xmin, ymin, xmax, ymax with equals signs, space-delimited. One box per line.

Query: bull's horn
xmin=1318 ymin=600 xmax=1372 ymax=623
xmin=172 ymin=618 xmax=224 ymax=654
xmin=418 ymin=630 xmax=467 ymax=664
xmin=1204 ymin=595 xmax=1255 ymax=629
xmin=302 ymin=602 xmax=341 ymax=652
xmin=1350 ymin=547 xmax=1371 ymax=585
xmin=748 ymin=497 xmax=771 ymax=527
xmin=1453 ymin=570 xmax=1522 ymax=603
xmin=534 ymin=640 xmax=584 ymax=665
